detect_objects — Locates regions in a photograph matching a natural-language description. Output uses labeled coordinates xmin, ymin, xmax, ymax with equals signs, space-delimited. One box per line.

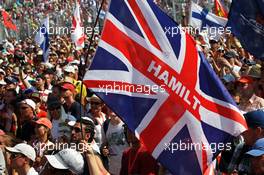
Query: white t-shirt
xmin=27 ymin=167 xmax=38 ymax=175
xmin=0 ymin=149 xmax=6 ymax=174
xmin=105 ymin=121 xmax=129 ymax=175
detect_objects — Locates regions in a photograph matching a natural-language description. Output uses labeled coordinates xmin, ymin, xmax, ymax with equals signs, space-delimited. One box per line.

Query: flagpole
xmin=78 ymin=0 xmax=105 ymax=140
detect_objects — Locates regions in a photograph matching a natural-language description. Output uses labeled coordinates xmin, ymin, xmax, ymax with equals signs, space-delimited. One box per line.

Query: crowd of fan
xmin=0 ymin=0 xmax=263 ymax=175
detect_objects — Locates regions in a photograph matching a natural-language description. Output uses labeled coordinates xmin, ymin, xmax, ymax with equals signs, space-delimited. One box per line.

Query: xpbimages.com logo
xmin=33 ymin=26 xmax=100 ymax=36
xmin=164 ymin=140 xmax=232 ymax=154
xmin=97 ymin=81 xmax=166 ymax=95
xmin=32 ymin=142 xmax=95 ymax=154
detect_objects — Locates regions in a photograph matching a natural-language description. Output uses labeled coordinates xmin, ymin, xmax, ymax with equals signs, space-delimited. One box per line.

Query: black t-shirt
xmin=63 ymin=101 xmax=84 ymax=120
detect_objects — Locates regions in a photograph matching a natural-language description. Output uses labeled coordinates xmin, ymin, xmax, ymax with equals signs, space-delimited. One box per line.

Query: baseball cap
xmin=5 ymin=143 xmax=36 ymax=161
xmin=19 ymin=99 xmax=36 ymax=110
xmin=68 ymin=117 xmax=94 ymax=127
xmin=47 ymin=96 xmax=61 ymax=110
xmin=247 ymin=64 xmax=262 ymax=78
xmin=60 ymin=82 xmax=76 ymax=93
xmin=237 ymin=76 xmax=254 ymax=84
xmin=244 ymin=109 xmax=264 ymax=128
xmin=66 ymin=56 xmax=74 ymax=63
xmin=64 ymin=65 xmax=75 ymax=74
xmin=246 ymin=138 xmax=264 ymax=157
xmin=45 ymin=149 xmax=84 ymax=174
xmin=35 ymin=118 xmax=52 ymax=129
xmin=29 ymin=92 xmax=41 ymax=103
xmin=86 ymin=94 xmax=102 ymax=103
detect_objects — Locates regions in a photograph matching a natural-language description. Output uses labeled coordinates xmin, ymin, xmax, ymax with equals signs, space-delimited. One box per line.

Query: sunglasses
xmin=73 ymin=127 xmax=82 ymax=133
xmin=10 ymin=153 xmax=23 ymax=159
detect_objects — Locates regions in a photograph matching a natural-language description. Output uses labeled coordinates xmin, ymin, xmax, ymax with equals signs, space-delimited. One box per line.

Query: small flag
xmin=71 ymin=2 xmax=85 ymax=50
xmin=35 ymin=16 xmax=49 ymax=62
xmin=214 ymin=0 xmax=228 ymax=18
xmin=190 ymin=2 xmax=227 ymax=39
xmin=1 ymin=10 xmax=18 ymax=31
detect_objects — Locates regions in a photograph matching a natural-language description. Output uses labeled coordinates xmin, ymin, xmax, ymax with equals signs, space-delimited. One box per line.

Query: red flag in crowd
xmin=71 ymin=2 xmax=85 ymax=50
xmin=1 ymin=10 xmax=18 ymax=31
xmin=214 ymin=0 xmax=228 ymax=18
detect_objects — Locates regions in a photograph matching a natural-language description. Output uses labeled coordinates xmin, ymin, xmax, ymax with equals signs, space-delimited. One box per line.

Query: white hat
xmin=0 ymin=69 xmax=6 ymax=76
xmin=6 ymin=143 xmax=36 ymax=161
xmin=68 ymin=116 xmax=94 ymax=127
xmin=64 ymin=65 xmax=75 ymax=73
xmin=0 ymin=80 xmax=6 ymax=85
xmin=45 ymin=149 xmax=84 ymax=174
xmin=41 ymin=62 xmax=54 ymax=69
xmin=19 ymin=99 xmax=36 ymax=110
xmin=86 ymin=94 xmax=102 ymax=103
xmin=69 ymin=60 xmax=80 ymax=65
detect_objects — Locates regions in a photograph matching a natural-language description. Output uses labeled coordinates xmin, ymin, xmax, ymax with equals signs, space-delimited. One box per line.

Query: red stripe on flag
xmin=127 ymin=0 xmax=161 ymax=51
xmin=200 ymin=97 xmax=248 ymax=129
xmin=202 ymin=144 xmax=209 ymax=174
xmin=72 ymin=17 xmax=77 ymax=29
xmin=178 ymin=33 xmax=199 ymax=89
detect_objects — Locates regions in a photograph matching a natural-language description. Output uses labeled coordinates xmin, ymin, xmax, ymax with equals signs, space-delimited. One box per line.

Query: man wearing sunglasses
xmin=68 ymin=117 xmax=109 ymax=175
xmin=5 ymin=143 xmax=38 ymax=175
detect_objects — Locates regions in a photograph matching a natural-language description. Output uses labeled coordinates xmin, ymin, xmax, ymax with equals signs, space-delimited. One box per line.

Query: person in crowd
xmin=0 ymin=130 xmax=6 ymax=174
xmin=0 ymin=130 xmax=22 ymax=175
xmin=31 ymin=118 xmax=54 ymax=172
xmin=69 ymin=117 xmax=100 ymax=154
xmin=63 ymin=65 xmax=87 ymax=105
xmin=0 ymin=89 xmax=17 ymax=134
xmin=4 ymin=76 xmax=19 ymax=93
xmin=236 ymin=76 xmax=264 ymax=112
xmin=60 ymin=82 xmax=84 ymax=120
xmin=120 ymin=125 xmax=160 ymax=175
xmin=16 ymin=99 xmax=37 ymax=142
xmin=43 ymin=69 xmax=53 ymax=91
xmin=5 ymin=143 xmax=38 ymax=175
xmin=228 ymin=109 xmax=264 ymax=174
xmin=68 ymin=117 xmax=109 ymax=174
xmin=29 ymin=92 xmax=47 ymax=118
xmin=87 ymin=95 xmax=107 ymax=146
xmin=47 ymin=95 xmax=74 ymax=142
xmin=101 ymin=108 xmax=129 ymax=175
xmin=245 ymin=138 xmax=264 ymax=175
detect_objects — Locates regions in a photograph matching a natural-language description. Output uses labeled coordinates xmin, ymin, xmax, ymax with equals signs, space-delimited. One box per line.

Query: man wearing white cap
xmin=16 ymin=99 xmax=37 ymax=142
xmin=42 ymin=149 xmax=84 ymax=175
xmin=6 ymin=143 xmax=38 ymax=175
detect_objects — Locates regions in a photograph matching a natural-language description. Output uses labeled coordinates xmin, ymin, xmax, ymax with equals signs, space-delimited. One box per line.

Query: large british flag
xmin=83 ymin=0 xmax=247 ymax=174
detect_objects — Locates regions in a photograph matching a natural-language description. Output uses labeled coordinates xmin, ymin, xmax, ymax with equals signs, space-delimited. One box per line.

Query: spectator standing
xmin=5 ymin=143 xmax=38 ymax=175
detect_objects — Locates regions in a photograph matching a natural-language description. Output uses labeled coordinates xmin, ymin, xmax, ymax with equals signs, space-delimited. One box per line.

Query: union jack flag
xmin=83 ymin=0 xmax=247 ymax=174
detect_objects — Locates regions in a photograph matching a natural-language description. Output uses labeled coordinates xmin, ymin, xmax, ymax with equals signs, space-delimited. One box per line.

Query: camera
xmin=14 ymin=51 xmax=26 ymax=65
